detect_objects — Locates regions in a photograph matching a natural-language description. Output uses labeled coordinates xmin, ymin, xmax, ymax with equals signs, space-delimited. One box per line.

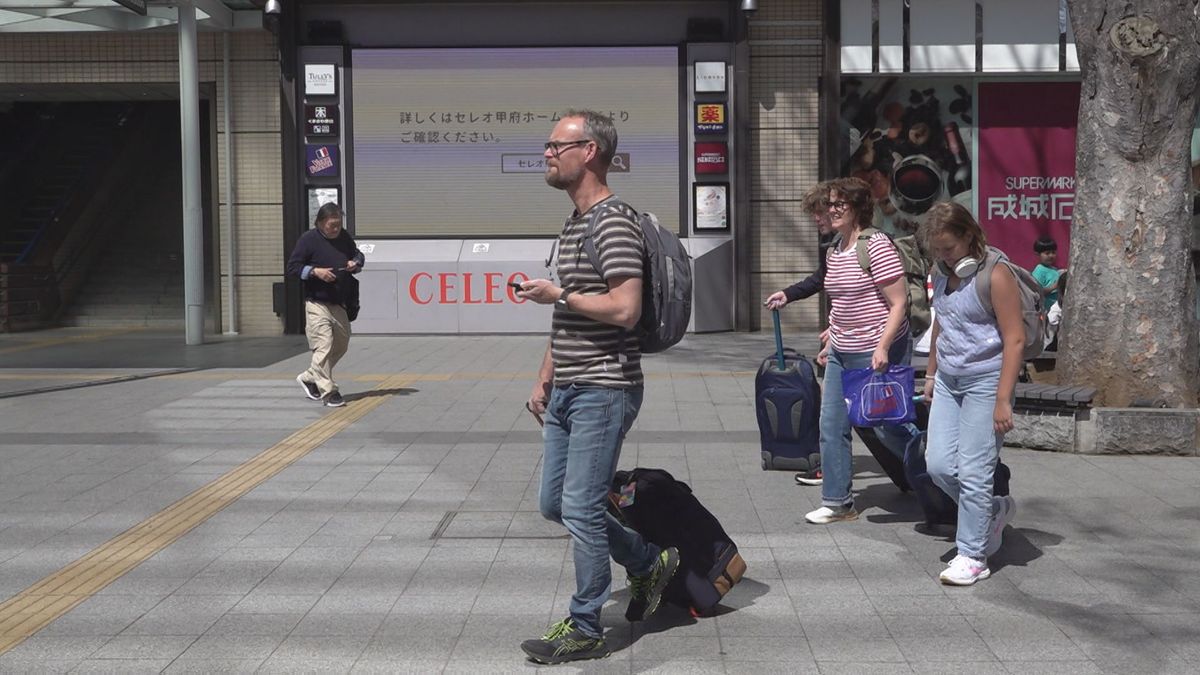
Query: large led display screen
xmin=352 ymin=47 xmax=680 ymax=238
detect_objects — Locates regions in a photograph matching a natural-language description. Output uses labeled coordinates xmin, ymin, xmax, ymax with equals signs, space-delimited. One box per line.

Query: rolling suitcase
xmin=755 ymin=310 xmax=821 ymax=471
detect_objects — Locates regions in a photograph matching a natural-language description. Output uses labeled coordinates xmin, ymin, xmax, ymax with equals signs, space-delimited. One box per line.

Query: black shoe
xmin=324 ymin=391 xmax=345 ymax=407
xmin=625 ymin=546 xmax=680 ymax=621
xmin=520 ymin=618 xmax=610 ymax=665
xmin=296 ymin=375 xmax=321 ymax=401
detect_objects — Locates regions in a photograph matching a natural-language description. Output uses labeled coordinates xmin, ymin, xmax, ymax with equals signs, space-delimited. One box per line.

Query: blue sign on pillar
xmin=305 ymin=144 xmax=339 ymax=178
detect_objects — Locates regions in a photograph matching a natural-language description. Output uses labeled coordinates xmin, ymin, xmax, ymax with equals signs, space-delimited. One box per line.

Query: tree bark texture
xmin=1062 ymin=0 xmax=1200 ymax=406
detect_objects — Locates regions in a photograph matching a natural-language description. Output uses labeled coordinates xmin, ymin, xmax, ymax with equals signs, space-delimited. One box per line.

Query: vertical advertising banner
xmin=839 ymin=77 xmax=976 ymax=237
xmin=978 ymin=81 xmax=1080 ymax=270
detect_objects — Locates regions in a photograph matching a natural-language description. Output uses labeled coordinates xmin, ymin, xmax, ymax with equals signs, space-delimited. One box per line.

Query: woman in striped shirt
xmin=803 ymin=178 xmax=920 ymax=525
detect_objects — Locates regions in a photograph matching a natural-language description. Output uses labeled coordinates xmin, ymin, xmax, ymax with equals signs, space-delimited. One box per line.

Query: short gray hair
xmin=562 ymin=109 xmax=617 ymax=166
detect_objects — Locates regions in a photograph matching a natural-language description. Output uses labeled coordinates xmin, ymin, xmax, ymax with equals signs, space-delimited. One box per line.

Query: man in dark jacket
xmin=285 ymin=203 xmax=364 ymax=407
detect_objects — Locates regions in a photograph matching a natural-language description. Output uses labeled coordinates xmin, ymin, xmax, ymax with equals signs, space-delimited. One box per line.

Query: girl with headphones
xmin=920 ymin=202 xmax=1024 ymax=585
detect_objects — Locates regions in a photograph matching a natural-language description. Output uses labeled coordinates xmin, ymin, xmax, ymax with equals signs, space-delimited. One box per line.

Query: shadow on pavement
xmin=344 ymin=387 xmax=417 ymax=401
xmin=605 ymin=577 xmax=773 ymax=654
xmin=988 ymin=527 xmax=1057 ymax=572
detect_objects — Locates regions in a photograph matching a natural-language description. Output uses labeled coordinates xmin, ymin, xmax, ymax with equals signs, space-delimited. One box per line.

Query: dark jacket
xmin=783 ymin=236 xmax=835 ymax=302
xmin=285 ymin=228 xmax=365 ymax=308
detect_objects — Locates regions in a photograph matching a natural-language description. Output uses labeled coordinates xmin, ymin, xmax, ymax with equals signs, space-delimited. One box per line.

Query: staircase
xmin=60 ymin=164 xmax=185 ymax=330
xmin=61 ymin=257 xmax=185 ymax=329
xmin=59 ymin=106 xmax=186 ymax=330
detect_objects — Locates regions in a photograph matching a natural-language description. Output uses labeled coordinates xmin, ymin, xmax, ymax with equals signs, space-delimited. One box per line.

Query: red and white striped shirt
xmin=825 ymin=232 xmax=907 ymax=352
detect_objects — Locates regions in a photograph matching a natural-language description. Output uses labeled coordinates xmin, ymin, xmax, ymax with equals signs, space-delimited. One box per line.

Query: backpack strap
xmin=581 ymin=196 xmax=630 ymax=276
xmin=853 ymin=227 xmax=881 ymax=275
xmin=825 ymin=227 xmax=879 ymax=274
xmin=974 ymin=246 xmax=1008 ymax=316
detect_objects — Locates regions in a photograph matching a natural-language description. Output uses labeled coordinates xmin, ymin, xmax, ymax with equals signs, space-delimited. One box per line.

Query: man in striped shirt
xmin=514 ymin=110 xmax=679 ymax=665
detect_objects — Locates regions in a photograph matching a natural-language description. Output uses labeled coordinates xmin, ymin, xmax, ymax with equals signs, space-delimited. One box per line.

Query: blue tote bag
xmin=842 ymin=365 xmax=917 ymax=426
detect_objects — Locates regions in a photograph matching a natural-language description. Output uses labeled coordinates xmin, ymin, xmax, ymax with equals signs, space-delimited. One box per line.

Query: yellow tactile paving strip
xmin=0 ymin=374 xmax=413 ymax=656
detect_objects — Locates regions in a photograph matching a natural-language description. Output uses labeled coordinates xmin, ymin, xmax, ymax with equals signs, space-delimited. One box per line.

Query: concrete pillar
xmin=178 ymin=0 xmax=204 ymax=345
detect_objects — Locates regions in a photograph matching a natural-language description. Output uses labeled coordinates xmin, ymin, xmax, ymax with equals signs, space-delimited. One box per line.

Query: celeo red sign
xmin=695 ymin=142 xmax=728 ymax=174
xmin=977 ymin=81 xmax=1079 ymax=270
xmin=408 ymin=271 xmax=530 ymax=305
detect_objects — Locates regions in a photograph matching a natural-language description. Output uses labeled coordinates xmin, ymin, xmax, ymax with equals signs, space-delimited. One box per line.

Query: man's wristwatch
xmin=555 ymin=289 xmax=572 ymax=311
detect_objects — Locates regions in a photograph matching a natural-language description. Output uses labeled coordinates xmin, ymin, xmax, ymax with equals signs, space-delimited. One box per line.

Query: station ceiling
xmin=0 ymin=1 xmax=262 ymax=32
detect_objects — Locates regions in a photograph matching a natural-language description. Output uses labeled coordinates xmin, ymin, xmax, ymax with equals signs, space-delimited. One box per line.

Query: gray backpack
xmin=582 ymin=200 xmax=692 ymax=353
xmin=972 ymin=246 xmax=1047 ymax=360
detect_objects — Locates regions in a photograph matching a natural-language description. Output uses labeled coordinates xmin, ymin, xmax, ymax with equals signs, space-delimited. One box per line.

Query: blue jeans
xmin=820 ymin=334 xmax=920 ymax=507
xmin=925 ymin=370 xmax=1004 ymax=559
xmin=539 ymin=383 xmax=657 ymax=638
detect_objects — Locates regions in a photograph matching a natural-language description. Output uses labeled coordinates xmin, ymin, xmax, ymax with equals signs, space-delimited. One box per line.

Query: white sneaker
xmin=939 ymin=554 xmax=990 ymax=586
xmin=984 ymin=495 xmax=1016 ymax=557
xmin=804 ymin=504 xmax=858 ymax=524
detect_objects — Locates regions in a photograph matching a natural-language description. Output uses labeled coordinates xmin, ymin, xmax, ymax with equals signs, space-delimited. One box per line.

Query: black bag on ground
xmin=756 ymin=310 xmax=821 ymax=471
xmin=897 ymin=400 xmax=1012 ymax=527
xmin=609 ymin=468 xmax=746 ymax=616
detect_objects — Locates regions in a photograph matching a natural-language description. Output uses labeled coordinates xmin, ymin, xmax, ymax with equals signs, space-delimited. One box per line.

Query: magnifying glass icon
xmin=611 ymin=154 xmax=629 ymax=171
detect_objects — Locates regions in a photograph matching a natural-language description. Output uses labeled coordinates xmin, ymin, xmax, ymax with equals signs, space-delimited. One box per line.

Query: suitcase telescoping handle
xmin=771 ymin=309 xmax=785 ymax=370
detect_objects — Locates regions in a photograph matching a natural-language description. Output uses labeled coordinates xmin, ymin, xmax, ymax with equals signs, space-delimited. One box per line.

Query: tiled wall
xmin=748 ymin=0 xmax=824 ymax=334
xmin=0 ymin=32 xmax=284 ymax=335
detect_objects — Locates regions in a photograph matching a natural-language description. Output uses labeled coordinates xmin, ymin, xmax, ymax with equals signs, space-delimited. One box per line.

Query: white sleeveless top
xmin=931 ymin=272 xmax=1003 ymax=376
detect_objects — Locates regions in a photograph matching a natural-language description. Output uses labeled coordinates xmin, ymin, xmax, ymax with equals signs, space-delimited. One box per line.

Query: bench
xmin=1014 ymin=382 xmax=1095 ymax=416
xmin=910 ymin=354 xmax=1094 ymax=416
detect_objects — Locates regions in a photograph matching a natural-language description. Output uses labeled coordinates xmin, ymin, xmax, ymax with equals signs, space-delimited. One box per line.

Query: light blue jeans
xmin=925 ymin=370 xmax=1004 ymax=559
xmin=539 ymin=383 xmax=657 ymax=638
xmin=820 ymin=334 xmax=920 ymax=507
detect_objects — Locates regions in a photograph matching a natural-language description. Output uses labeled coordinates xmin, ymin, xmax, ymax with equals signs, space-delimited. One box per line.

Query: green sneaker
xmin=520 ymin=618 xmax=610 ymax=665
xmin=625 ymin=546 xmax=681 ymax=621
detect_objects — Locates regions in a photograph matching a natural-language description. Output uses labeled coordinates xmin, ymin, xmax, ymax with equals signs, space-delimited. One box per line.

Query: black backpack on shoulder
xmin=580 ymin=200 xmax=692 ymax=353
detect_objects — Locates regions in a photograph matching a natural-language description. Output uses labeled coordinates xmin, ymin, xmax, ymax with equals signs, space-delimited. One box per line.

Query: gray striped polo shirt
xmin=551 ymin=197 xmax=645 ymax=388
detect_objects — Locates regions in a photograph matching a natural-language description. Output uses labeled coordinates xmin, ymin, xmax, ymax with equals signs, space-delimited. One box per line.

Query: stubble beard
xmin=544 ymin=165 xmax=578 ymax=190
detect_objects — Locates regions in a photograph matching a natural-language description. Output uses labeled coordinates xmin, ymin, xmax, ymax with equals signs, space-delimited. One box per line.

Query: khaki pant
xmin=300 ymin=300 xmax=350 ymax=397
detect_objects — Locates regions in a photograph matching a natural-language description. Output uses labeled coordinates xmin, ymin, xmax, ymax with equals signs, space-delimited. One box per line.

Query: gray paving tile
xmin=177 ymin=634 xmax=282 ymax=660
xmin=814 ymin=665 xmax=914 ymax=675
xmin=640 ymin=661 xmax=733 ymax=674
xmin=120 ymin=595 xmax=241 ymax=636
xmin=162 ymin=658 xmax=264 ymax=674
xmin=91 ymin=635 xmax=196 ymax=660
xmin=257 ymin=656 xmax=356 ymax=674
xmin=290 ymin=612 xmax=387 ymax=637
xmin=720 ymin=636 xmax=815 ymax=662
xmin=984 ymin=636 xmax=1090 ymax=661
xmin=228 ymin=593 xmax=321 ymax=615
xmin=70 ymin=659 xmax=175 ymax=674
xmin=808 ymin=637 xmax=905 ymax=663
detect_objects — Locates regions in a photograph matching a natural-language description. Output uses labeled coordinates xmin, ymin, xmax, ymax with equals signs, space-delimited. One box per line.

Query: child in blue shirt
xmin=1031 ymin=236 xmax=1062 ymax=312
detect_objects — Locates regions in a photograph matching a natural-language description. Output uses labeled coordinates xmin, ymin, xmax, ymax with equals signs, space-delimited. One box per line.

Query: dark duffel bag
xmin=904 ymin=429 xmax=1012 ymax=527
xmin=609 ymin=468 xmax=746 ymax=616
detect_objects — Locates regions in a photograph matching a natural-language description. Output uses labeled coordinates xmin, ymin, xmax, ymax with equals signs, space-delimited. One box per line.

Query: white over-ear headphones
xmin=937 ymin=256 xmax=980 ymax=278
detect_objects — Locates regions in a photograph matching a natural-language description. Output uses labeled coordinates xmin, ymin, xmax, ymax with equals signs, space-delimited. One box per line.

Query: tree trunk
xmin=1061 ymin=0 xmax=1200 ymax=406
